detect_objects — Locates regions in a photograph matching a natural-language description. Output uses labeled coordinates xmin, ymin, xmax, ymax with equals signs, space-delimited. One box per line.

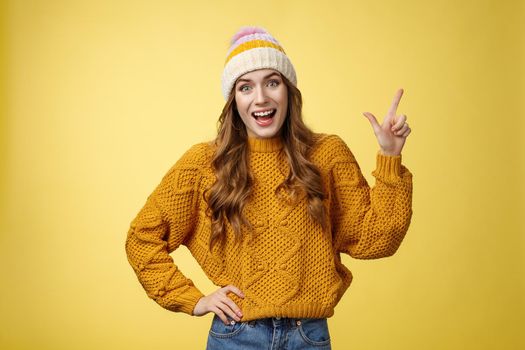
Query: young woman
xmin=125 ymin=26 xmax=413 ymax=350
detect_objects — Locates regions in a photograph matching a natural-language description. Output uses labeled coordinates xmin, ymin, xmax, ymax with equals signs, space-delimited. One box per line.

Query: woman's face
xmin=234 ymin=68 xmax=288 ymax=139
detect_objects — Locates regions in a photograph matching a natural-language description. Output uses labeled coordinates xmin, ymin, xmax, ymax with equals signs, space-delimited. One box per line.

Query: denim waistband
xmin=236 ymin=316 xmax=322 ymax=329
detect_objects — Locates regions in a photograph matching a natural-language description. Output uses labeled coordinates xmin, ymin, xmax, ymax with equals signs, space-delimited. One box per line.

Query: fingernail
xmin=237 ymin=311 xmax=243 ymax=316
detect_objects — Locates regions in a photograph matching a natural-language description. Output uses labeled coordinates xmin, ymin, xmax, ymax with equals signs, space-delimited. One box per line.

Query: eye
xmin=268 ymin=79 xmax=280 ymax=87
xmin=239 ymin=84 xmax=250 ymax=92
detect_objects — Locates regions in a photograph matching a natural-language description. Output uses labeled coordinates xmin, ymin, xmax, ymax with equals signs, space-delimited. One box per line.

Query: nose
xmin=255 ymin=86 xmax=268 ymax=104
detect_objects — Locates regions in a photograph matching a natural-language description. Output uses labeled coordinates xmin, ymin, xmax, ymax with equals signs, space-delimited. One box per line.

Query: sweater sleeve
xmin=329 ymin=135 xmax=413 ymax=259
xmin=125 ymin=144 xmax=207 ymax=315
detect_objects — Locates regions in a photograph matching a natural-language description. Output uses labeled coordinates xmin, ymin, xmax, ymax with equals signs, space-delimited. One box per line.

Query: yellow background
xmin=1 ymin=0 xmax=523 ymax=349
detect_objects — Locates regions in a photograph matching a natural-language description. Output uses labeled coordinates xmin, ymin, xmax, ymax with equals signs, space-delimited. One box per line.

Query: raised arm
xmin=329 ymin=136 xmax=413 ymax=259
xmin=125 ymin=144 xmax=206 ymax=315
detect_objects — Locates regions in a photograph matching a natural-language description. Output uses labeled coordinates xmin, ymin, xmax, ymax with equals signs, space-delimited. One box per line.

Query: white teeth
xmin=253 ymin=109 xmax=275 ymax=117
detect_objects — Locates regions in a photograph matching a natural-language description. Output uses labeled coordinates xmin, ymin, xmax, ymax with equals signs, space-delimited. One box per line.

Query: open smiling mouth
xmin=252 ymin=109 xmax=277 ymax=126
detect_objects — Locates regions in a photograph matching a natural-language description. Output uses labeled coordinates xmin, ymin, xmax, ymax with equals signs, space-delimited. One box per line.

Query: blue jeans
xmin=206 ymin=313 xmax=332 ymax=349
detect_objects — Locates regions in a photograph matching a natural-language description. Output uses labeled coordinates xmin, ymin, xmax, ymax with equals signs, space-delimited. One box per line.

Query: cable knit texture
xmin=125 ymin=133 xmax=413 ymax=321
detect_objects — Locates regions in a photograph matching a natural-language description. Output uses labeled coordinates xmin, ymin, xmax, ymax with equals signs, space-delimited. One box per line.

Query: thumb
xmin=362 ymin=112 xmax=381 ymax=134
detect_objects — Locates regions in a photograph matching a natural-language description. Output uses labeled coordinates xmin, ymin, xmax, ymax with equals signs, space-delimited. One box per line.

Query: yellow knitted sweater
xmin=125 ymin=133 xmax=413 ymax=321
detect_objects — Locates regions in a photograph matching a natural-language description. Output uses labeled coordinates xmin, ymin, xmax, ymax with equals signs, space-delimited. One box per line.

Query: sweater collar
xmin=247 ymin=135 xmax=283 ymax=153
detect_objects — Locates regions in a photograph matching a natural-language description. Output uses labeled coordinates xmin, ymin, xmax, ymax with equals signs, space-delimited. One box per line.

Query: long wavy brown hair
xmin=204 ymin=72 xmax=328 ymax=250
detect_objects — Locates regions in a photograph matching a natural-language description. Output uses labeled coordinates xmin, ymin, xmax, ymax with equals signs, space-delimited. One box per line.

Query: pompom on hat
xmin=221 ymin=26 xmax=297 ymax=101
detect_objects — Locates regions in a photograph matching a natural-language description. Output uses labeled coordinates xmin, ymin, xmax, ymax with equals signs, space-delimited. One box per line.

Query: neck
xmin=247 ymin=135 xmax=283 ymax=153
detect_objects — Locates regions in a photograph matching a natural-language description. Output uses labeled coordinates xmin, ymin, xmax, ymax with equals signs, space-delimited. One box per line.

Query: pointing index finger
xmin=387 ymin=88 xmax=404 ymax=116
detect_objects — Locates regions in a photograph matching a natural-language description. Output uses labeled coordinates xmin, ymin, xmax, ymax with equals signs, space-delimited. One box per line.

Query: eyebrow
xmin=236 ymin=72 xmax=281 ymax=85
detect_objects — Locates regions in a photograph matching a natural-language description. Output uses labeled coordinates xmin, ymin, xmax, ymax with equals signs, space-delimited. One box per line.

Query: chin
xmin=251 ymin=129 xmax=280 ymax=138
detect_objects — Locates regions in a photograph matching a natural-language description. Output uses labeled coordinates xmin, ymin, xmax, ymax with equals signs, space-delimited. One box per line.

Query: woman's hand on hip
xmin=362 ymin=88 xmax=412 ymax=156
xmin=192 ymin=284 xmax=245 ymax=325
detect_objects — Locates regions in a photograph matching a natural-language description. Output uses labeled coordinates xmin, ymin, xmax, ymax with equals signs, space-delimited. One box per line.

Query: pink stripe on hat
xmin=229 ymin=26 xmax=269 ymax=45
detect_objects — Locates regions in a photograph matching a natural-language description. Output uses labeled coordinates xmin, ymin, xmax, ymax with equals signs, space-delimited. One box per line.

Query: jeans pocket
xmin=298 ymin=318 xmax=331 ymax=346
xmin=208 ymin=313 xmax=247 ymax=339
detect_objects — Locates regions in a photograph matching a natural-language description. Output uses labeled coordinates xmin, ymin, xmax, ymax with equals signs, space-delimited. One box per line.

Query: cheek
xmin=238 ymin=111 xmax=250 ymax=125
xmin=235 ymin=97 xmax=249 ymax=112
xmin=236 ymin=106 xmax=251 ymax=124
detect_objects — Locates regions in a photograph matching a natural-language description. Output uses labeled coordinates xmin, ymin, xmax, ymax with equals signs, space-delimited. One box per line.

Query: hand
xmin=362 ymin=88 xmax=412 ymax=156
xmin=192 ymin=284 xmax=245 ymax=325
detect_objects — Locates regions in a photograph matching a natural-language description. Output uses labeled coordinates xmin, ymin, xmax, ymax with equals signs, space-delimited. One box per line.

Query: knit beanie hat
xmin=221 ymin=26 xmax=297 ymax=101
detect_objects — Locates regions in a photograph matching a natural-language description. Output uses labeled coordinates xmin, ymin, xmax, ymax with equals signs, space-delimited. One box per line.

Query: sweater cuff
xmin=158 ymin=285 xmax=205 ymax=316
xmin=372 ymin=150 xmax=402 ymax=182
xmin=178 ymin=287 xmax=205 ymax=315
